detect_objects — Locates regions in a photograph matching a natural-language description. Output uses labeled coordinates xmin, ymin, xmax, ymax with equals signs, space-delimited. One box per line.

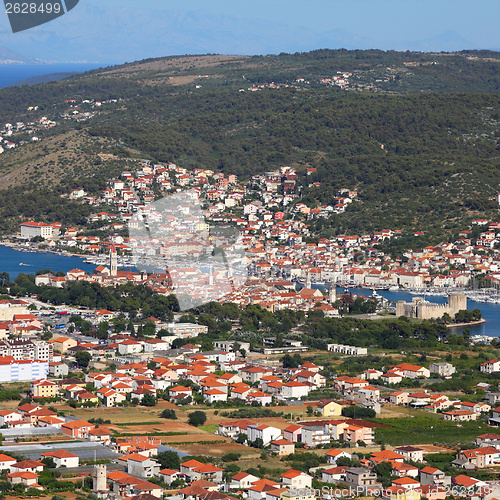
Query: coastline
xmin=0 ymin=240 xmax=90 ymax=259
xmin=446 ymin=319 xmax=486 ymax=328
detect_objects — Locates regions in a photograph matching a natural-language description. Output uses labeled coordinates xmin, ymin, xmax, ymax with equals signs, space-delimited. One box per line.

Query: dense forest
xmin=1 ymin=49 xmax=500 ymax=239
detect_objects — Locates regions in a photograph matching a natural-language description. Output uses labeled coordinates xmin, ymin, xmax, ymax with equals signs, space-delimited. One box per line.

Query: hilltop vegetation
xmin=1 ymin=49 xmax=500 ymax=239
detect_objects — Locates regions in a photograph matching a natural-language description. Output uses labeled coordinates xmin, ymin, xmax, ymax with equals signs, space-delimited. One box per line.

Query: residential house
xmin=322 ymin=466 xmax=349 ymax=484
xmin=344 ymin=467 xmax=377 ymax=489
xmin=247 ymin=424 xmax=282 ymax=446
xmin=280 ymin=469 xmax=312 ymax=489
xmin=40 ymin=450 xmax=79 ymax=468
xmin=270 ymin=439 xmax=295 ymax=456
xmin=326 ymin=449 xmax=351 ymax=465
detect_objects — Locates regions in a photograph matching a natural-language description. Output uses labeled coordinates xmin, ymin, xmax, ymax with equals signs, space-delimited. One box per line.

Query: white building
xmin=165 ymin=323 xmax=208 ymax=337
xmin=0 ymin=357 xmax=48 ymax=382
xmin=41 ymin=450 xmax=79 ymax=468
xmin=246 ymin=424 xmax=282 ymax=445
xmin=429 ymin=362 xmax=456 ymax=377
xmin=480 ymin=360 xmax=500 ymax=374
xmin=281 ymin=381 xmax=310 ymax=399
xmin=20 ymin=222 xmax=54 ymax=240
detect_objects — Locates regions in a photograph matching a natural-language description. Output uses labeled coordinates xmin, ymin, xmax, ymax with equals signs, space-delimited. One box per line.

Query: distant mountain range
xmin=0 ymin=43 xmax=39 ymax=63
xmin=0 ymin=5 xmax=487 ymax=64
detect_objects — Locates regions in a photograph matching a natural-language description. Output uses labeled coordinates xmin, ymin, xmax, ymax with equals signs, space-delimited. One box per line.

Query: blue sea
xmin=0 ymin=245 xmax=97 ymax=279
xmin=0 ymin=63 xmax=107 ymax=88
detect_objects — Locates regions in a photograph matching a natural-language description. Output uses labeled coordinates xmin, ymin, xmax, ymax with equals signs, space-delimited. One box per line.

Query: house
xmin=280 ymin=469 xmax=312 ymax=489
xmin=391 ymin=462 xmax=419 ymax=478
xmin=389 ymin=392 xmax=409 ymax=405
xmin=281 ymin=381 xmax=310 ymax=400
xmin=7 ymin=471 xmax=40 ymax=489
xmin=344 ymin=467 xmax=377 ymax=489
xmin=394 ymin=446 xmax=425 ymax=462
xmin=392 ymin=363 xmax=430 ymax=379
xmin=61 ymin=420 xmax=95 ymax=438
xmin=301 ymin=426 xmax=330 ymax=448
xmin=41 ymin=450 xmax=79 ymax=468
xmin=429 ymin=363 xmax=455 ymax=377
xmin=97 ymin=388 xmax=127 ymax=407
xmin=169 ymin=386 xmax=193 ymax=400
xmin=316 ymin=400 xmax=342 ymax=417
xmin=392 ymin=477 xmax=421 ymax=490
xmin=124 ymin=453 xmax=160 ymax=478
xmin=270 ymin=439 xmax=295 ymax=456
xmin=51 ymin=337 xmax=77 ymax=353
xmin=419 ymin=467 xmax=450 ymax=487
xmin=0 ymin=454 xmax=17 ymax=471
xmin=203 ymin=389 xmax=227 ymax=404
xmin=246 ymin=391 xmax=272 ymax=406
xmin=89 ymin=427 xmax=112 ymax=445
xmin=247 ymin=478 xmax=280 ymax=500
xmin=31 ymin=379 xmax=58 ymax=399
xmin=239 ymin=366 xmax=273 ymax=384
xmin=370 ymin=450 xmax=405 ymax=465
xmin=344 ymin=424 xmax=374 ymax=445
xmin=247 ymin=424 xmax=282 ymax=446
xmin=111 ymin=475 xmax=163 ymax=498
xmin=454 ymin=447 xmax=500 ymax=468
xmin=118 ymin=339 xmax=143 ymax=355
xmin=284 ymin=424 xmax=303 ymax=443
xmin=230 ymin=471 xmax=260 ymax=490
xmin=0 ymin=410 xmax=22 ymax=426
xmin=180 ymin=460 xmax=223 ymax=483
xmin=321 ymin=466 xmax=349 ymax=484
xmin=442 ymin=410 xmax=477 ymax=422
xmin=158 ymin=468 xmax=182 ymax=486
xmin=10 ymin=460 xmax=44 ymax=473
xmin=218 ymin=419 xmax=256 ymax=439
xmin=48 ymin=362 xmax=69 ymax=377
xmin=480 ymin=359 xmax=500 ymax=374
xmin=326 ymin=449 xmax=351 ymax=465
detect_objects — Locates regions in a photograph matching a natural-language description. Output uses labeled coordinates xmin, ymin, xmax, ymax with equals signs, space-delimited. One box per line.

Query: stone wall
xmin=396 ymin=293 xmax=467 ymax=320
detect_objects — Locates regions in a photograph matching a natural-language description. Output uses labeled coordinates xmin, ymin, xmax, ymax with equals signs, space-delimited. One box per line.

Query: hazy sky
xmin=0 ymin=0 xmax=499 ymax=62
xmin=95 ymin=0 xmax=499 ymax=47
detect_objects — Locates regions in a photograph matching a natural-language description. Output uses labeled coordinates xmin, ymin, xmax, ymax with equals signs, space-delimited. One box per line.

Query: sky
xmin=0 ymin=0 xmax=499 ymax=64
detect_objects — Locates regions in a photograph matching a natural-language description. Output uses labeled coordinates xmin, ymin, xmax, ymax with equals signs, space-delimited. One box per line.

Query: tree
xmin=141 ymin=393 xmax=157 ymax=407
xmin=160 ymin=408 xmax=177 ymax=420
xmin=41 ymin=457 xmax=56 ymax=468
xmin=188 ymin=411 xmax=207 ymax=427
xmin=236 ymin=433 xmax=247 ymax=444
xmin=75 ymin=351 xmax=91 ymax=368
xmin=156 ymin=450 xmax=180 ymax=470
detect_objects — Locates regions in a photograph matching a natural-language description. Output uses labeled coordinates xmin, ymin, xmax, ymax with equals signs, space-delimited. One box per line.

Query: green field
xmin=374 ymin=412 xmax=486 ymax=446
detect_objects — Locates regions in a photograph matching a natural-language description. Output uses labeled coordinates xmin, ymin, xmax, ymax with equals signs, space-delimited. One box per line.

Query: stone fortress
xmin=395 ymin=292 xmax=467 ymax=320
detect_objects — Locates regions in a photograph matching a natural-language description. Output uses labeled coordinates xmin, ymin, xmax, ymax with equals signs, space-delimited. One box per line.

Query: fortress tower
xmin=93 ymin=464 xmax=107 ymax=494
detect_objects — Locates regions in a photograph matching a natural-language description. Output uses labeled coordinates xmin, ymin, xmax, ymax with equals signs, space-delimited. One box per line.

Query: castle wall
xmin=396 ymin=293 xmax=467 ymax=320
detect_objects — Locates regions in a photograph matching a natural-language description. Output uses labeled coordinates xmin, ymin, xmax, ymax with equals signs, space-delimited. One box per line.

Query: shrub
xmin=160 ymin=408 xmax=177 ymax=420
xmin=188 ymin=411 xmax=207 ymax=427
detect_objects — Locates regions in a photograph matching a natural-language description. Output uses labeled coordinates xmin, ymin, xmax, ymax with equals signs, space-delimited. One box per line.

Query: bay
xmin=0 ymin=63 xmax=105 ymax=88
xmin=0 ymin=243 xmax=498 ymax=338
xmin=0 ymin=245 xmax=97 ymax=279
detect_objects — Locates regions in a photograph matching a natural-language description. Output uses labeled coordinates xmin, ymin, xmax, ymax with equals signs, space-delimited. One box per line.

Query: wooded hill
xmin=1 ymin=49 xmax=500 ymax=240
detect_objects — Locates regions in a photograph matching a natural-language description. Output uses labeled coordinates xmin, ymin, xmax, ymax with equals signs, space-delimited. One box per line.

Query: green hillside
xmin=0 ymin=49 xmax=500 ymax=239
